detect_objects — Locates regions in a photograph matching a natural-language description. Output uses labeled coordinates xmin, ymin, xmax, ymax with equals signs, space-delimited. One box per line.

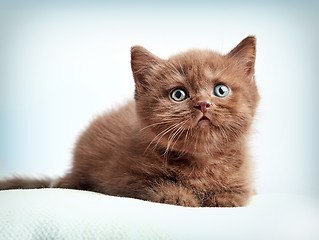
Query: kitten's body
xmin=0 ymin=36 xmax=259 ymax=207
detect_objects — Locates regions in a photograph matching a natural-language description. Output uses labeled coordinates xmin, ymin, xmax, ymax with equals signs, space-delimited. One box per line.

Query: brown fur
xmin=0 ymin=36 xmax=259 ymax=207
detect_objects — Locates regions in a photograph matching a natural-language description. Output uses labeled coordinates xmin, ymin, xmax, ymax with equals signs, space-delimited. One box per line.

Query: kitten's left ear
xmin=227 ymin=36 xmax=256 ymax=76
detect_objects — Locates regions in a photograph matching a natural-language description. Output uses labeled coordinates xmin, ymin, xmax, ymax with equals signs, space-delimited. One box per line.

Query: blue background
xmin=1 ymin=0 xmax=318 ymax=197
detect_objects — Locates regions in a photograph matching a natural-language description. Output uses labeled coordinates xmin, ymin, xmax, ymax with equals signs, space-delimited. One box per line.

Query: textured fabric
xmin=0 ymin=189 xmax=319 ymax=240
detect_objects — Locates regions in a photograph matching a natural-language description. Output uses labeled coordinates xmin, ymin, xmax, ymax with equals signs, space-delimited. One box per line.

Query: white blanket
xmin=1 ymin=189 xmax=319 ymax=240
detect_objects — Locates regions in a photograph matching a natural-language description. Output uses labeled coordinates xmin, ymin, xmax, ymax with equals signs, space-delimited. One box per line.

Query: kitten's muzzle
xmin=194 ymin=101 xmax=212 ymax=127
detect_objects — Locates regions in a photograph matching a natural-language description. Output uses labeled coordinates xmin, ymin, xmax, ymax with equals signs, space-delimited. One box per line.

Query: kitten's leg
xmin=202 ymin=189 xmax=251 ymax=207
xmin=146 ymin=182 xmax=200 ymax=207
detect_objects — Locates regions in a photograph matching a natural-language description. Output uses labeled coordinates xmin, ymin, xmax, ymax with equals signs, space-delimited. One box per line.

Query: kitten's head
xmin=131 ymin=36 xmax=259 ymax=156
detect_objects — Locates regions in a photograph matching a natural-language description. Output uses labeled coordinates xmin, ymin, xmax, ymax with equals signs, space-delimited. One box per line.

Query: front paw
xmin=203 ymin=191 xmax=250 ymax=207
xmin=149 ymin=184 xmax=200 ymax=207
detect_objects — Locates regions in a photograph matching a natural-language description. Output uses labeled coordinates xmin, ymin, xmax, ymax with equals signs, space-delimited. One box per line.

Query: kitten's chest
xmin=167 ymin=158 xmax=236 ymax=192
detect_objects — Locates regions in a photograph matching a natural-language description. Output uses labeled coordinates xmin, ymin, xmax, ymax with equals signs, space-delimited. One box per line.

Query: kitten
xmin=0 ymin=36 xmax=259 ymax=207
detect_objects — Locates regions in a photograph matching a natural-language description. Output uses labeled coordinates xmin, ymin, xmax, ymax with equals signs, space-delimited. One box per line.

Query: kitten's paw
xmin=149 ymin=183 xmax=200 ymax=207
xmin=203 ymin=192 xmax=250 ymax=207
xmin=156 ymin=192 xmax=200 ymax=207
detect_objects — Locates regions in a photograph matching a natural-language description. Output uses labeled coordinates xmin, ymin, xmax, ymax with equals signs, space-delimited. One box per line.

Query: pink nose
xmin=195 ymin=101 xmax=211 ymax=114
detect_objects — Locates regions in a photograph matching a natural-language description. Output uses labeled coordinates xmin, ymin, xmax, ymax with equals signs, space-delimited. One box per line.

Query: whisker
xmin=140 ymin=119 xmax=176 ymax=132
xmin=178 ymin=61 xmax=186 ymax=76
xmin=194 ymin=131 xmax=200 ymax=153
xmin=168 ymin=63 xmax=182 ymax=77
xmin=214 ymin=64 xmax=231 ymax=78
xmin=145 ymin=121 xmax=185 ymax=155
xmin=164 ymin=120 xmax=188 ymax=156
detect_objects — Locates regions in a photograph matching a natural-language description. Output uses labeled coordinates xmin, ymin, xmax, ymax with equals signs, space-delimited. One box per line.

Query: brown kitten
xmin=0 ymin=36 xmax=259 ymax=207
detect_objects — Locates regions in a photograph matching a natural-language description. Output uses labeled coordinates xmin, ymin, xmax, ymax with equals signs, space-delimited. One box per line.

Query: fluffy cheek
xmin=136 ymin=96 xmax=188 ymax=133
xmin=209 ymin=100 xmax=252 ymax=139
xmin=152 ymin=101 xmax=190 ymax=127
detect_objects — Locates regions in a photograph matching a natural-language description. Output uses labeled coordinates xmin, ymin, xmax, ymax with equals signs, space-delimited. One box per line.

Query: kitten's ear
xmin=131 ymin=46 xmax=162 ymax=91
xmin=227 ymin=36 xmax=256 ymax=76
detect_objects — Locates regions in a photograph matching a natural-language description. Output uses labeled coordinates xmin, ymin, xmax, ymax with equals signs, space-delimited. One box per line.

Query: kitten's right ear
xmin=131 ymin=46 xmax=161 ymax=91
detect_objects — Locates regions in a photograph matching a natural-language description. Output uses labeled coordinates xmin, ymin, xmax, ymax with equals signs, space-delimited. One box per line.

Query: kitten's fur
xmin=0 ymin=36 xmax=259 ymax=207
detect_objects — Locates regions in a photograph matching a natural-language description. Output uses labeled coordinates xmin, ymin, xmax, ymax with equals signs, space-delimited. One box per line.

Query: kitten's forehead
xmin=169 ymin=49 xmax=224 ymax=68
xmin=168 ymin=50 xmax=226 ymax=90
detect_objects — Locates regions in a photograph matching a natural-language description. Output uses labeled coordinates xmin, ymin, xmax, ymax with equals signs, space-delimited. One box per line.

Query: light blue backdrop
xmin=1 ymin=0 xmax=318 ymax=197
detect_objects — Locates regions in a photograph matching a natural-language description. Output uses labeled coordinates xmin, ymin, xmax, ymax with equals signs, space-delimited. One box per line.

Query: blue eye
xmin=214 ymin=85 xmax=230 ymax=98
xmin=170 ymin=88 xmax=187 ymax=102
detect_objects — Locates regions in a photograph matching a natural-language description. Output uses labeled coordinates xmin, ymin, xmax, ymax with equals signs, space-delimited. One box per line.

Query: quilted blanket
xmin=1 ymin=189 xmax=319 ymax=239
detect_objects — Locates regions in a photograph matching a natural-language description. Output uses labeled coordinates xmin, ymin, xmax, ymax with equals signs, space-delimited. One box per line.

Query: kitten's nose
xmin=195 ymin=101 xmax=211 ymax=114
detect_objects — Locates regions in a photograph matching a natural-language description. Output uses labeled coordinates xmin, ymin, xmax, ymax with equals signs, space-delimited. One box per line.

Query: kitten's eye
xmin=214 ymin=85 xmax=230 ymax=98
xmin=170 ymin=88 xmax=187 ymax=102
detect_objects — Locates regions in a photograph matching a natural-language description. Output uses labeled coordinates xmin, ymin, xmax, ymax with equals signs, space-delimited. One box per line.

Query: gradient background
xmin=0 ymin=0 xmax=318 ymax=198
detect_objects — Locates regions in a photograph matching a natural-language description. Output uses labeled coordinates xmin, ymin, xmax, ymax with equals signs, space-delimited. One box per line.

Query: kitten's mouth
xmin=199 ymin=116 xmax=209 ymax=121
xmin=197 ymin=115 xmax=211 ymax=127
